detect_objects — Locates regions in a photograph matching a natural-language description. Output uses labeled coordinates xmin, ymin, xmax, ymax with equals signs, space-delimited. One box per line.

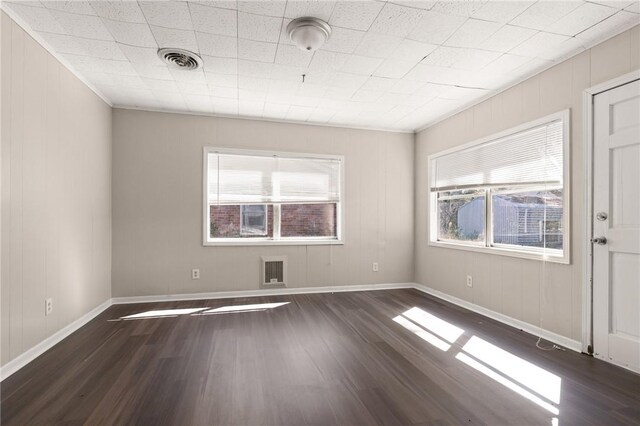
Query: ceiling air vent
xmin=157 ymin=48 xmax=203 ymax=71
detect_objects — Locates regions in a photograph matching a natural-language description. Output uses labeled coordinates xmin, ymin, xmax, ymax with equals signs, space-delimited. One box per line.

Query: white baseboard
xmin=413 ymin=284 xmax=583 ymax=353
xmin=0 ymin=298 xmax=113 ymax=381
xmin=111 ymin=282 xmax=414 ymax=304
xmin=1 ymin=281 xmax=586 ymax=382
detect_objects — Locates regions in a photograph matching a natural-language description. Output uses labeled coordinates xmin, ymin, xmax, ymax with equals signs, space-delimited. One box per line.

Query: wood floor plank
xmin=2 ymin=289 xmax=639 ymax=425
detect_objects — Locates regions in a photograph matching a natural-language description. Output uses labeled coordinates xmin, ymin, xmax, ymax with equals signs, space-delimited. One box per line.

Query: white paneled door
xmin=593 ymin=79 xmax=640 ymax=373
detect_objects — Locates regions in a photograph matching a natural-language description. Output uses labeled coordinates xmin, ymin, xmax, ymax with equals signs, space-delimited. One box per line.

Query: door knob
xmin=591 ymin=237 xmax=607 ymax=245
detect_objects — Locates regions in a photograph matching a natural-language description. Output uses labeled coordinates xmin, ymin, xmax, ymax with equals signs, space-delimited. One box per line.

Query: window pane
xmin=210 ymin=204 xmax=273 ymax=238
xmin=438 ymin=195 xmax=485 ymax=243
xmin=492 ymin=189 xmax=563 ymax=251
xmin=281 ymin=203 xmax=337 ymax=238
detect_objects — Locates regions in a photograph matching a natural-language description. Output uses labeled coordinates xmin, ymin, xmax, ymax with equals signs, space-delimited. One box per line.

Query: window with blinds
xmin=428 ymin=111 xmax=570 ymax=263
xmin=204 ymin=148 xmax=343 ymax=244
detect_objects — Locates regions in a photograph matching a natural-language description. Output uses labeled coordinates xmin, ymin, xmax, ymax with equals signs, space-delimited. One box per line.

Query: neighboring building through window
xmin=205 ymin=148 xmax=343 ymax=245
xmin=429 ymin=111 xmax=570 ymax=263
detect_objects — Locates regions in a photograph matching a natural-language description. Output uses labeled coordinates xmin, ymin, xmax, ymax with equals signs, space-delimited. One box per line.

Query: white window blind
xmin=208 ymin=152 xmax=341 ymax=204
xmin=430 ymin=120 xmax=564 ymax=192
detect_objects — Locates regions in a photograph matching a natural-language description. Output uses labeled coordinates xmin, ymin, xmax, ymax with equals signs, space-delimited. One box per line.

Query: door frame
xmin=582 ymin=70 xmax=640 ymax=354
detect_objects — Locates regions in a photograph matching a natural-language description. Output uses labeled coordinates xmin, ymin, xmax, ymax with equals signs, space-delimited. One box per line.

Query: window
xmin=204 ymin=148 xmax=343 ymax=245
xmin=429 ymin=111 xmax=570 ymax=263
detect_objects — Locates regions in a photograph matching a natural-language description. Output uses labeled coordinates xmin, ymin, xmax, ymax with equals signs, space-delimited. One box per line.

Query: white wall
xmin=1 ymin=12 xmax=112 ymax=366
xmin=415 ymin=26 xmax=640 ymax=342
xmin=112 ymin=109 xmax=414 ymax=297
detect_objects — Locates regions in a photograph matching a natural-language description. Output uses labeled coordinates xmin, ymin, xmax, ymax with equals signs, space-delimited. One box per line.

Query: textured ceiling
xmin=3 ymin=0 xmax=639 ymax=131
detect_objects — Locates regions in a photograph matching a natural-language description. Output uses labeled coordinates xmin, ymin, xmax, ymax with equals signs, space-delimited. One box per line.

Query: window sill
xmin=427 ymin=240 xmax=569 ymax=264
xmin=204 ymin=239 xmax=344 ymax=247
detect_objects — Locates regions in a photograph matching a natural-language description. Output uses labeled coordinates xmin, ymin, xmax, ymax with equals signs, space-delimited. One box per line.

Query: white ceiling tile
xmin=322 ymin=27 xmax=366 ymax=54
xmin=107 ymin=74 xmax=147 ymax=89
xmin=118 ymin=44 xmax=162 ymax=66
xmin=237 ymin=0 xmax=286 ymax=17
xmin=90 ymin=1 xmax=147 ymax=23
xmin=304 ymin=71 xmax=337 ymax=86
xmin=284 ymin=0 xmax=336 ymax=21
xmin=286 ymin=105 xmax=314 ymax=121
xmin=238 ymin=12 xmax=282 ymax=42
xmin=307 ymin=107 xmax=336 ymax=123
xmin=438 ymin=86 xmax=489 ymax=101
xmin=482 ymin=53 xmax=532 ymax=74
xmin=351 ymin=89 xmax=384 ymax=102
xmin=43 ymin=1 xmax=96 ymax=15
xmin=588 ymin=1 xmax=635 ymax=9
xmin=170 ymin=68 xmax=207 ymax=82
xmin=185 ymin=94 xmax=214 ymax=112
xmin=262 ymin=103 xmax=290 ymax=120
xmin=80 ymin=39 xmax=128 ymax=60
xmin=340 ymin=55 xmax=384 ymax=75
xmin=213 ymin=99 xmax=239 ymax=115
xmin=389 ymin=1 xmax=437 ymax=10
xmin=546 ymin=2 xmax=618 ymax=36
xmin=275 ymin=44 xmax=314 ymax=67
xmin=576 ymin=11 xmax=640 ymax=41
xmin=472 ymin=1 xmax=535 ymax=23
xmin=209 ymin=86 xmax=237 ymax=99
xmin=431 ymin=0 xmax=489 ymax=17
xmin=509 ymin=31 xmax=572 ymax=59
xmin=189 ymin=3 xmax=237 ymax=37
xmin=390 ymin=39 xmax=437 ymax=62
xmin=443 ymin=18 xmax=502 ymax=48
xmin=328 ymin=72 xmax=369 ymax=89
xmin=239 ymin=75 xmax=271 ymax=90
xmin=422 ymin=46 xmax=501 ymax=70
xmin=239 ymin=98 xmax=265 ymax=115
xmin=64 ymin=54 xmax=138 ymax=75
xmin=290 ymin=95 xmax=321 ymax=107
xmin=369 ymin=3 xmax=426 ymax=37
xmin=355 ymin=32 xmax=404 ymax=58
xmin=196 ymin=32 xmax=237 ymax=58
xmin=4 ymin=3 xmax=65 ymax=33
xmin=143 ymin=78 xmax=180 ymax=92
xmin=408 ymin=10 xmax=466 ymax=44
xmin=625 ymin=2 xmax=640 ymax=13
xmin=49 ymin=10 xmax=113 ymax=40
xmin=176 ymin=79 xmax=210 ymax=94
xmin=238 ymin=60 xmax=274 ymax=77
xmin=205 ymin=73 xmax=238 ymax=88
xmin=360 ymin=76 xmax=397 ymax=92
xmin=329 ymin=1 xmax=385 ymax=31
xmin=510 ymin=1 xmax=582 ymax=31
xmin=510 ymin=57 xmax=554 ymax=78
xmin=388 ymin=78 xmax=427 ymax=95
xmin=151 ymin=26 xmax=199 ymax=53
xmin=103 ymin=19 xmax=157 ymax=48
xmin=308 ymin=50 xmax=350 ymax=73
xmin=139 ymin=1 xmax=193 ymax=30
xmin=38 ymin=32 xmax=87 ymax=56
xmin=270 ymin=64 xmax=308 ymax=82
xmin=480 ymin=25 xmax=537 ymax=53
xmin=412 ymin=82 xmax=447 ymax=98
xmin=133 ymin=64 xmax=174 ymax=80
xmin=238 ymin=39 xmax=277 ymax=63
xmin=201 ymin=56 xmax=238 ymax=74
xmin=373 ymin=59 xmax=418 ymax=79
xmin=297 ymin=83 xmax=328 ymax=98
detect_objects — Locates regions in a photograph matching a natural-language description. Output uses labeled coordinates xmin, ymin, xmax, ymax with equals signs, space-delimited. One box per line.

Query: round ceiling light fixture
xmin=157 ymin=48 xmax=203 ymax=71
xmin=287 ymin=17 xmax=331 ymax=52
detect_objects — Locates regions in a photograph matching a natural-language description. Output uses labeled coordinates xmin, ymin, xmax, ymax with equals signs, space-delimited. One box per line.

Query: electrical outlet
xmin=192 ymin=269 xmax=200 ymax=280
xmin=45 ymin=298 xmax=53 ymax=316
xmin=373 ymin=262 xmax=379 ymax=272
xmin=466 ymin=275 xmax=473 ymax=288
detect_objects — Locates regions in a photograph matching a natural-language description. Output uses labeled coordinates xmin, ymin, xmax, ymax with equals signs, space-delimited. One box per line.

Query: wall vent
xmin=261 ymin=256 xmax=287 ymax=287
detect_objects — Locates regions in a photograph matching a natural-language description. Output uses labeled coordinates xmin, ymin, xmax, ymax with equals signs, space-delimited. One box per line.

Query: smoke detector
xmin=287 ymin=17 xmax=331 ymax=52
xmin=157 ymin=48 xmax=203 ymax=70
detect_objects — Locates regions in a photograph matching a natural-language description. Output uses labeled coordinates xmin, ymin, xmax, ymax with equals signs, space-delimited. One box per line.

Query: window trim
xmin=427 ymin=110 xmax=571 ymax=264
xmin=203 ymin=147 xmax=345 ymax=246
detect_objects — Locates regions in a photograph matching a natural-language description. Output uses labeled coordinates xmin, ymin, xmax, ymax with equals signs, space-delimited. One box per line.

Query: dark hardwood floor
xmin=2 ymin=289 xmax=639 ymax=425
